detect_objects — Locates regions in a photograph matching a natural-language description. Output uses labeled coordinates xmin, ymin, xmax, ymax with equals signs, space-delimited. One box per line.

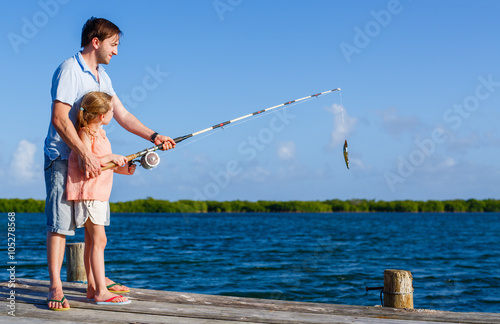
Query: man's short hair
xmin=81 ymin=17 xmax=122 ymax=48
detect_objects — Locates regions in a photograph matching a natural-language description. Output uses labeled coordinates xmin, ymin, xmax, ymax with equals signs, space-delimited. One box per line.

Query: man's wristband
xmin=150 ymin=132 xmax=159 ymax=143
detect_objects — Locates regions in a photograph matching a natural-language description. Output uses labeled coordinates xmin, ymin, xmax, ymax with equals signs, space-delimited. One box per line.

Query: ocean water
xmin=3 ymin=212 xmax=500 ymax=313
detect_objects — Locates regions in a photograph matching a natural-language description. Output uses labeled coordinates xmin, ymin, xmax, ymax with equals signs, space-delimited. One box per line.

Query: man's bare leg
xmin=47 ymin=232 xmax=70 ymax=309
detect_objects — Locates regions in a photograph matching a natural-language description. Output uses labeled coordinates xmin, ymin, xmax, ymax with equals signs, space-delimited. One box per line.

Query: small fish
xmin=343 ymin=140 xmax=349 ymax=169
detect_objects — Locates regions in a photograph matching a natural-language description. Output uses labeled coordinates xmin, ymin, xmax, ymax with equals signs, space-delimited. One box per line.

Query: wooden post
xmin=383 ymin=269 xmax=413 ymax=309
xmin=65 ymin=243 xmax=86 ymax=282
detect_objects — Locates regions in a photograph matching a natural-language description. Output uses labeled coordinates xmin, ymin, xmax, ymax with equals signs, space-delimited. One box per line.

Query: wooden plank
xmin=1 ymin=302 xmax=262 ymax=324
xmin=0 ymin=299 xmax=462 ymax=324
xmin=1 ymin=279 xmax=499 ymax=324
xmin=3 ymin=291 xmax=437 ymax=324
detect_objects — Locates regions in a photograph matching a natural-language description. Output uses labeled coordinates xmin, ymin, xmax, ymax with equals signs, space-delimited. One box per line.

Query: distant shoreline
xmin=2 ymin=198 xmax=499 ymax=213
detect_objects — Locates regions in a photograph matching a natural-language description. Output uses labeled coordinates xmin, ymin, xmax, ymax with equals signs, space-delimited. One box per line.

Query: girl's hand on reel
xmin=114 ymin=160 xmax=137 ymax=175
xmin=127 ymin=163 xmax=137 ymax=175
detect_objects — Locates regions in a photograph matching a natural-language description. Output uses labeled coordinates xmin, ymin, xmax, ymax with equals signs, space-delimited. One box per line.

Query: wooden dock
xmin=1 ymin=279 xmax=499 ymax=323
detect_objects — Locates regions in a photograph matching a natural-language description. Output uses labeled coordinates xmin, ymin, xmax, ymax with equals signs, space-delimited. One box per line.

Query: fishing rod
xmin=102 ymin=88 xmax=347 ymax=171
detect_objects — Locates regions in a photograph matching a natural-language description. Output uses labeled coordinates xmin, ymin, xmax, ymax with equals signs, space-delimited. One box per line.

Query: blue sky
xmin=1 ymin=0 xmax=500 ymax=202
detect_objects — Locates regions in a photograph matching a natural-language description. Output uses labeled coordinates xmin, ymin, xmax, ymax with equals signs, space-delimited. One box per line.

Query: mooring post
xmin=383 ymin=269 xmax=413 ymax=309
xmin=65 ymin=243 xmax=86 ymax=282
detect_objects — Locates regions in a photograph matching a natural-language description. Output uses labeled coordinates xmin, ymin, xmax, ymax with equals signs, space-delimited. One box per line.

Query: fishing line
xmin=339 ymin=90 xmax=350 ymax=169
xmin=339 ymin=90 xmax=345 ymax=126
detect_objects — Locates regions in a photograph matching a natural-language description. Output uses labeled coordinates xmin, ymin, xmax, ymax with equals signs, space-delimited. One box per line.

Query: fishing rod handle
xmin=173 ymin=135 xmax=192 ymax=144
xmin=100 ymin=142 xmax=163 ymax=171
xmin=101 ymin=152 xmax=140 ymax=171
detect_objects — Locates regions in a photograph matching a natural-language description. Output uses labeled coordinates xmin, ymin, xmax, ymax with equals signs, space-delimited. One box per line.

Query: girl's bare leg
xmin=84 ymin=220 xmax=128 ymax=303
xmin=84 ymin=227 xmax=96 ymax=299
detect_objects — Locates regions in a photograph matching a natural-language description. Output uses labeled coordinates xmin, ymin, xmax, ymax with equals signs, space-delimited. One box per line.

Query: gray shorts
xmin=44 ymin=154 xmax=75 ymax=236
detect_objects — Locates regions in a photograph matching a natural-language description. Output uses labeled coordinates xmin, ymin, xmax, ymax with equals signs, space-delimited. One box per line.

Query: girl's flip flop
xmin=96 ymin=295 xmax=131 ymax=305
xmin=107 ymin=282 xmax=130 ymax=294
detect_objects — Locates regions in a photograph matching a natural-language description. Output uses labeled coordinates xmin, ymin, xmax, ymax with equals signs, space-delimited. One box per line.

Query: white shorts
xmin=74 ymin=200 xmax=110 ymax=228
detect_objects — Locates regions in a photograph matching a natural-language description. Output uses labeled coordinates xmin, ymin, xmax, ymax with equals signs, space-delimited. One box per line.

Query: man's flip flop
xmin=96 ymin=295 xmax=131 ymax=305
xmin=47 ymin=296 xmax=71 ymax=311
xmin=107 ymin=283 xmax=130 ymax=294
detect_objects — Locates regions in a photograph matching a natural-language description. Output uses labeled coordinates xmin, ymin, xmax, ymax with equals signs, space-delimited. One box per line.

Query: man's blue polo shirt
xmin=44 ymin=52 xmax=116 ymax=160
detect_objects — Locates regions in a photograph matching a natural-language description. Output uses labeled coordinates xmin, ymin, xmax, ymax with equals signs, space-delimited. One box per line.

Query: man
xmin=44 ymin=17 xmax=175 ymax=310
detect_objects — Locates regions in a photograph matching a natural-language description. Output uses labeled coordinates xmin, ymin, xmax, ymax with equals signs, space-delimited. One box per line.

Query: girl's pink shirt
xmin=66 ymin=128 xmax=113 ymax=202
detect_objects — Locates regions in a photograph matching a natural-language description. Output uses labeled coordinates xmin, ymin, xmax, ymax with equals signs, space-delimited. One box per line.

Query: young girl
xmin=67 ymin=91 xmax=135 ymax=305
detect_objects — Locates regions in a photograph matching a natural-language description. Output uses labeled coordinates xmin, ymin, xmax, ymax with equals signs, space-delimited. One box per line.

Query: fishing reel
xmin=130 ymin=151 xmax=161 ymax=170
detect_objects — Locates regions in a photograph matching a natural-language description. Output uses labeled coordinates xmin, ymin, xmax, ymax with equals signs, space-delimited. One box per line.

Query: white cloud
xmin=441 ymin=157 xmax=457 ymax=168
xmin=349 ymin=157 xmax=369 ymax=170
xmin=10 ymin=140 xmax=40 ymax=183
xmin=378 ymin=107 xmax=422 ymax=136
xmin=244 ymin=165 xmax=270 ymax=183
xmin=276 ymin=141 xmax=295 ymax=161
xmin=325 ymin=104 xmax=356 ymax=148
